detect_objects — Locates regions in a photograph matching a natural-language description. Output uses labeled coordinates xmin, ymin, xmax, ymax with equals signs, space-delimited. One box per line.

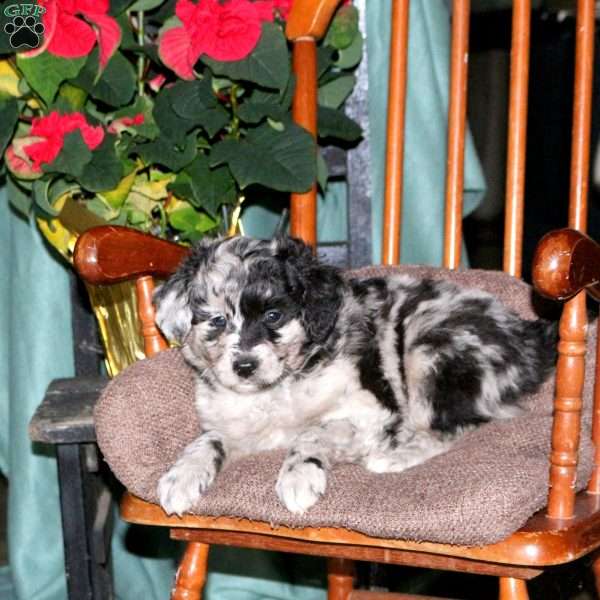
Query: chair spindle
xmin=327 ymin=557 xmax=355 ymax=600
xmin=290 ymin=39 xmax=318 ymax=247
xmin=443 ymin=0 xmax=470 ymax=270
xmin=547 ymin=0 xmax=595 ymax=519
xmin=382 ymin=0 xmax=410 ymax=266
xmin=503 ymin=0 xmax=531 ymax=278
xmin=286 ymin=0 xmax=341 ymax=247
xmin=135 ymin=276 xmax=168 ymax=358
xmin=588 ymin=332 xmax=600 ymax=494
xmin=171 ymin=541 xmax=210 ymax=600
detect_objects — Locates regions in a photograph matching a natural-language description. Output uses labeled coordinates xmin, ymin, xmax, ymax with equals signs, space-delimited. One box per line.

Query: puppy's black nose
xmin=233 ymin=356 xmax=258 ymax=378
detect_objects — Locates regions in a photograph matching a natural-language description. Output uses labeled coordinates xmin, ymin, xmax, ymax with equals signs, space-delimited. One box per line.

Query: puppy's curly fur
xmin=154 ymin=236 xmax=556 ymax=515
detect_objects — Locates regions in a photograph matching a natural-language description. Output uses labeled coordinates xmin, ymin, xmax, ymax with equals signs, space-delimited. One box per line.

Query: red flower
xmin=22 ymin=111 xmax=104 ymax=170
xmin=159 ymin=0 xmax=271 ymax=80
xmin=148 ymin=73 xmax=167 ymax=92
xmin=270 ymin=0 xmax=293 ymax=19
xmin=30 ymin=0 xmax=121 ymax=68
xmin=108 ymin=113 xmax=145 ymax=134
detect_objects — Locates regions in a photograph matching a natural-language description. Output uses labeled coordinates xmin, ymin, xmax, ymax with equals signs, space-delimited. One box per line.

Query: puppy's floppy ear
xmin=154 ymin=277 xmax=192 ymax=344
xmin=273 ymin=237 xmax=343 ymax=344
xmin=153 ymin=240 xmax=212 ymax=343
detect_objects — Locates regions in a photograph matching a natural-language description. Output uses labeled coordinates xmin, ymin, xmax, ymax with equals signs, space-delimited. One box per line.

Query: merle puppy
xmin=154 ymin=236 xmax=556 ymax=516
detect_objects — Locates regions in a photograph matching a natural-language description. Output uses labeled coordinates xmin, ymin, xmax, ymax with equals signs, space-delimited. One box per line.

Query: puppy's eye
xmin=210 ymin=315 xmax=227 ymax=328
xmin=264 ymin=310 xmax=282 ymax=325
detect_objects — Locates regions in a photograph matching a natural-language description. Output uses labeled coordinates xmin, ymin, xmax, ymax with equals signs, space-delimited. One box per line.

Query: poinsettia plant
xmin=0 ymin=0 xmax=362 ymax=242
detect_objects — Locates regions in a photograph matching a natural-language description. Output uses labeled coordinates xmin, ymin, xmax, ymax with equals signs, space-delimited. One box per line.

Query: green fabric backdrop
xmin=0 ymin=1 xmax=484 ymax=598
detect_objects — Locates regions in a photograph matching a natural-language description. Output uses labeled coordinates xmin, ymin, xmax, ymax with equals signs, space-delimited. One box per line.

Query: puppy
xmin=154 ymin=236 xmax=556 ymax=516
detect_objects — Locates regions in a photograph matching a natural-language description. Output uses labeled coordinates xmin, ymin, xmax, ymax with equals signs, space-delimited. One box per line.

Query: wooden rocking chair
xmin=70 ymin=0 xmax=600 ymax=599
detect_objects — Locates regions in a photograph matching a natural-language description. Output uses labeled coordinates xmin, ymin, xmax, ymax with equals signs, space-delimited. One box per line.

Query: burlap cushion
xmin=95 ymin=266 xmax=595 ymax=546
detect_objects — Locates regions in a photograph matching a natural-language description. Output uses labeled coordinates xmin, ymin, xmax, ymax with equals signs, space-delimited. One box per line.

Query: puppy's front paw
xmin=276 ymin=458 xmax=327 ymax=514
xmin=157 ymin=458 xmax=217 ymax=516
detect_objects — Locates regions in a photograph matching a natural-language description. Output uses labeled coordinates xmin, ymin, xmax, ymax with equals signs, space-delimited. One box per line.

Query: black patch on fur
xmin=198 ymin=373 xmax=216 ymax=390
xmin=153 ymin=239 xmax=219 ymax=341
xmin=304 ymin=457 xmax=324 ymax=470
xmin=210 ymin=439 xmax=225 ymax=472
xmin=406 ymin=283 xmax=557 ymax=433
xmin=358 ymin=340 xmax=398 ymax=412
xmin=393 ymin=279 xmax=441 ymax=399
xmin=426 ymin=348 xmax=488 ymax=433
xmin=383 ymin=414 xmax=403 ymax=449
xmin=273 ymin=237 xmax=344 ymax=345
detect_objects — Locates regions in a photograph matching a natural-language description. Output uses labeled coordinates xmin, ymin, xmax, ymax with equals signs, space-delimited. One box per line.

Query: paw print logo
xmin=4 ymin=15 xmax=44 ymax=49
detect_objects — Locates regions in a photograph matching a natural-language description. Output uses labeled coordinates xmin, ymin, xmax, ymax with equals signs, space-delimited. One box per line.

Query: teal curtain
xmin=0 ymin=1 xmax=485 ymax=598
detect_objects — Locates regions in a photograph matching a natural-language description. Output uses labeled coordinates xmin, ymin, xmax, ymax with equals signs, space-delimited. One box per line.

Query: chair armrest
xmin=29 ymin=377 xmax=108 ymax=444
xmin=532 ymin=228 xmax=600 ymax=302
xmin=74 ymin=225 xmax=189 ymax=285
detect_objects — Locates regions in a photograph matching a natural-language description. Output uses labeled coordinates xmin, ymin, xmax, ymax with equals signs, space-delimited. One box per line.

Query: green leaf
xmin=335 ymin=31 xmax=363 ymax=70
xmin=91 ymin=52 xmax=137 ymax=108
xmin=317 ymin=106 xmax=362 ymax=142
xmin=200 ymin=107 xmax=231 ymax=138
xmin=69 ymin=48 xmax=101 ymax=92
xmin=32 ymin=178 xmax=58 ymax=216
xmin=170 ymin=79 xmax=216 ymax=117
xmin=0 ymin=97 xmax=18 ymax=155
xmin=109 ymin=0 xmax=135 ymax=15
xmin=186 ymin=155 xmax=237 ymax=217
xmin=167 ymin=171 xmax=194 ymax=201
xmin=210 ymin=122 xmax=315 ymax=192
xmin=168 ymin=204 xmax=217 ymax=234
xmin=7 ymin=175 xmax=32 ymax=217
xmin=169 ymin=79 xmax=230 ymax=137
xmin=317 ymin=149 xmax=328 ymax=193
xmin=203 ymin=23 xmax=290 ymax=91
xmin=86 ymin=196 xmax=120 ymax=221
xmin=132 ymin=132 xmax=197 ymax=171
xmin=317 ymin=46 xmax=336 ymax=79
xmin=48 ymin=178 xmax=80 ymax=204
xmin=324 ymin=5 xmax=359 ymax=50
xmin=152 ymin=86 xmax=196 ymax=145
xmin=128 ymin=0 xmax=164 ymax=10
xmin=17 ymin=53 xmax=86 ymax=105
xmin=42 ymin=130 xmax=92 ymax=178
xmin=237 ymin=101 xmax=284 ymax=124
xmin=79 ymin=134 xmax=124 ymax=192
xmin=56 ymin=82 xmax=88 ymax=110
xmin=318 ymin=75 xmax=355 ymax=110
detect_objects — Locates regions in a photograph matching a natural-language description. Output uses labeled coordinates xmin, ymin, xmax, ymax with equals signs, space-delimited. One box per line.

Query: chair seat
xmin=95 ymin=267 xmax=596 ymax=549
xmin=120 ymin=490 xmax=600 ymax=573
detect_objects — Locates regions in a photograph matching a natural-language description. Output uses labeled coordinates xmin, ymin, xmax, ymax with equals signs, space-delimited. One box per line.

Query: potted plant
xmin=0 ymin=0 xmax=362 ymax=372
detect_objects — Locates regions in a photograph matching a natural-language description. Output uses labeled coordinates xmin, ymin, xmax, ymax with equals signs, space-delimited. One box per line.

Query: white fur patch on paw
xmin=157 ymin=457 xmax=217 ymax=516
xmin=276 ymin=460 xmax=327 ymax=514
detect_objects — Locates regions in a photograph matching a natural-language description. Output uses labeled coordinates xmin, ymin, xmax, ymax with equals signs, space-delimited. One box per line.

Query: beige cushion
xmin=94 ymin=266 xmax=595 ymax=546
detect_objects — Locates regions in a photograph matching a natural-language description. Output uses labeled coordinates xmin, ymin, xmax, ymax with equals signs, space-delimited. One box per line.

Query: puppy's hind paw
xmin=276 ymin=458 xmax=327 ymax=514
xmin=157 ymin=460 xmax=216 ymax=516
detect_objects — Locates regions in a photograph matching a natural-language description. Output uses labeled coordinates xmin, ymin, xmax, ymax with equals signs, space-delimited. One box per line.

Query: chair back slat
xmin=286 ymin=0 xmax=340 ymax=248
xmin=502 ymin=0 xmax=531 ymax=278
xmin=547 ymin=0 xmax=595 ymax=519
xmin=569 ymin=0 xmax=595 ymax=232
xmin=290 ymin=39 xmax=318 ymax=247
xmin=381 ymin=0 xmax=410 ymax=266
xmin=443 ymin=0 xmax=470 ymax=270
